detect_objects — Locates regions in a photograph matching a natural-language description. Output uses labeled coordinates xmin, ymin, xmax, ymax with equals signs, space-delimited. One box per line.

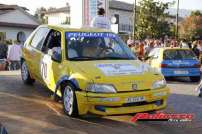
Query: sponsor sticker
xmin=96 ymin=63 xmax=143 ymax=76
xmin=66 ymin=32 xmax=116 ymax=38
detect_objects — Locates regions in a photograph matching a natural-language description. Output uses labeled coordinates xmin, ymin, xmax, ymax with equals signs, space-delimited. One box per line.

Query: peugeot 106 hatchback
xmin=21 ymin=25 xmax=169 ymax=117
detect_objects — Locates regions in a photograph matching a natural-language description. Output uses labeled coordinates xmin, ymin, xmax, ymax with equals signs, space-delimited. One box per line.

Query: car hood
xmin=71 ymin=60 xmax=163 ymax=92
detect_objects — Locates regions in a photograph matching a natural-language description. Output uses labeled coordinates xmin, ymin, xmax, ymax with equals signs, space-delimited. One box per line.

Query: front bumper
xmin=161 ymin=68 xmax=200 ymax=77
xmin=75 ymin=87 xmax=169 ymax=116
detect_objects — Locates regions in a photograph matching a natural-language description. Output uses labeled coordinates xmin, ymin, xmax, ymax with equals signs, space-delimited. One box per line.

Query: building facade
xmin=108 ymin=0 xmax=134 ymax=34
xmin=0 ymin=4 xmax=40 ymax=44
xmin=45 ymin=4 xmax=70 ymax=25
xmin=45 ymin=0 xmax=134 ymax=34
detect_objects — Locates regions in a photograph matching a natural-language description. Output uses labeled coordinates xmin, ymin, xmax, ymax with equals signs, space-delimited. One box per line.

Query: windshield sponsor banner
xmin=96 ymin=63 xmax=143 ymax=76
xmin=66 ymin=32 xmax=116 ymax=38
xmin=130 ymin=112 xmax=194 ymax=122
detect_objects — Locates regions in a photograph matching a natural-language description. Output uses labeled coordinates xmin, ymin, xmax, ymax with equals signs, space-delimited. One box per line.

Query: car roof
xmin=39 ymin=24 xmax=112 ymax=33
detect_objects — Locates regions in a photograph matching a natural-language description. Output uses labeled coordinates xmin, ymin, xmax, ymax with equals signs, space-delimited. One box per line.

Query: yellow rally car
xmin=21 ymin=25 xmax=169 ymax=116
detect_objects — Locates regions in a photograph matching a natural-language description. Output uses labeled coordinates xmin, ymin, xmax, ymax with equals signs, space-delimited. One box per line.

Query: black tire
xmin=190 ymin=76 xmax=201 ymax=82
xmin=62 ymin=83 xmax=78 ymax=117
xmin=21 ymin=61 xmax=35 ymax=85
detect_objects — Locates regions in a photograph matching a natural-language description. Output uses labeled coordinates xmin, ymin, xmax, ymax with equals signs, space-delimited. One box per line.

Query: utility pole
xmin=133 ymin=0 xmax=137 ymax=39
xmin=176 ymin=0 xmax=180 ymax=40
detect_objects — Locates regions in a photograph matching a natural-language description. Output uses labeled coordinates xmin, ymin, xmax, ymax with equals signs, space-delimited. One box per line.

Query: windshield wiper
xmin=69 ymin=56 xmax=97 ymax=61
xmin=98 ymin=57 xmax=134 ymax=60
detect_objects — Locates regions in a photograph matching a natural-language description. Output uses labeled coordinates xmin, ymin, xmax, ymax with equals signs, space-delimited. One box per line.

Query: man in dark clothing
xmin=0 ymin=43 xmax=8 ymax=59
xmin=0 ymin=123 xmax=8 ymax=134
xmin=192 ymin=41 xmax=200 ymax=59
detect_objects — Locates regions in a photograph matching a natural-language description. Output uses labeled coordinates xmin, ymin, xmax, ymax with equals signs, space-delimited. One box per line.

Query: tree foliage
xmin=179 ymin=10 xmax=202 ymax=40
xmin=34 ymin=7 xmax=47 ymax=24
xmin=135 ymin=0 xmax=173 ymax=39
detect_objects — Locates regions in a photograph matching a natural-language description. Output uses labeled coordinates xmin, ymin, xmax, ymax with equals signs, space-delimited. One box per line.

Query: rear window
xmin=163 ymin=50 xmax=197 ymax=60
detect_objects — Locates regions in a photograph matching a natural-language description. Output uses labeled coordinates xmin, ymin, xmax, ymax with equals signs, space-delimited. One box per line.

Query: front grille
xmin=94 ymin=100 xmax=164 ymax=112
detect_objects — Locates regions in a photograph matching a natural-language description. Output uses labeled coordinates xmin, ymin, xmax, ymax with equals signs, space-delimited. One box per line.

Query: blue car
xmin=147 ymin=47 xmax=201 ymax=82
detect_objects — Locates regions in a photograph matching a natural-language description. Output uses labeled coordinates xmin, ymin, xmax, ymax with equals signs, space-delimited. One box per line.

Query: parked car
xmin=21 ymin=25 xmax=169 ymax=117
xmin=146 ymin=47 xmax=201 ymax=82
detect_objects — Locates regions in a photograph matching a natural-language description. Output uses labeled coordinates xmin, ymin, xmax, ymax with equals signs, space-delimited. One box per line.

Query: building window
xmin=120 ymin=24 xmax=133 ymax=32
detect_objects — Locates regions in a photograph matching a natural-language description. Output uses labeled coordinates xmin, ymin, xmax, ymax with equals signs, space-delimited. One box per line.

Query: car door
xmin=39 ymin=29 xmax=63 ymax=91
xmin=28 ymin=27 xmax=50 ymax=80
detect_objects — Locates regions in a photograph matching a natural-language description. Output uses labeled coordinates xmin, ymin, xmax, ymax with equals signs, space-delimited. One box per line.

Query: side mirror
xmin=48 ymin=49 xmax=62 ymax=62
xmin=144 ymin=56 xmax=151 ymax=61
xmin=153 ymin=56 xmax=158 ymax=59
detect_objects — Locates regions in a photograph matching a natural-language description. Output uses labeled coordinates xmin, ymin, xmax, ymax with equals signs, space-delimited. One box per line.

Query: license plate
xmin=174 ymin=70 xmax=188 ymax=75
xmin=126 ymin=96 xmax=145 ymax=103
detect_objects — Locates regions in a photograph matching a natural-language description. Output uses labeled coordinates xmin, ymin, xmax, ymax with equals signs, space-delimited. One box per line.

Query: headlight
xmin=152 ymin=79 xmax=166 ymax=89
xmin=86 ymin=84 xmax=117 ymax=93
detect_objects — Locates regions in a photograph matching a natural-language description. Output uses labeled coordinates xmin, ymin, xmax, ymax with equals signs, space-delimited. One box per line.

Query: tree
xmin=135 ymin=0 xmax=172 ymax=39
xmin=179 ymin=10 xmax=202 ymax=40
xmin=191 ymin=10 xmax=202 ymax=16
xmin=34 ymin=7 xmax=47 ymax=24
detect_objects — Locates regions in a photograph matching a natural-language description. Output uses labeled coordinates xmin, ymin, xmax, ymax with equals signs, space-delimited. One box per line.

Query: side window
xmin=42 ymin=30 xmax=61 ymax=54
xmin=30 ymin=27 xmax=50 ymax=50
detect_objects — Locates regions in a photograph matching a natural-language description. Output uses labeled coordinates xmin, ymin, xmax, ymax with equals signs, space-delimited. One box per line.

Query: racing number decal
xmin=41 ymin=55 xmax=52 ymax=85
xmin=41 ymin=62 xmax=47 ymax=79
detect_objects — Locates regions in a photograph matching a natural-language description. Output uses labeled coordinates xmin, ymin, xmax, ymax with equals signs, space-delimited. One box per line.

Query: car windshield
xmin=163 ymin=50 xmax=197 ymax=60
xmin=65 ymin=32 xmax=136 ymax=60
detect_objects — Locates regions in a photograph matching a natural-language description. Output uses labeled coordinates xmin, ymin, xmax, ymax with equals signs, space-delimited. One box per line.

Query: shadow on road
xmin=166 ymin=77 xmax=200 ymax=85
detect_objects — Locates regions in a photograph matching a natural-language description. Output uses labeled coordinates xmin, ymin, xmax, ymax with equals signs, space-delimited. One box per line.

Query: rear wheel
xmin=190 ymin=76 xmax=201 ymax=82
xmin=62 ymin=83 xmax=78 ymax=117
xmin=21 ymin=61 xmax=35 ymax=85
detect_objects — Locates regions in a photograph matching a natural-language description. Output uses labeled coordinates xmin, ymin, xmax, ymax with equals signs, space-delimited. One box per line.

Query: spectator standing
xmin=7 ymin=40 xmax=22 ymax=70
xmin=197 ymin=40 xmax=202 ymax=51
xmin=127 ymin=36 xmax=134 ymax=47
xmin=192 ymin=41 xmax=200 ymax=59
xmin=0 ymin=43 xmax=8 ymax=71
xmin=154 ymin=40 xmax=162 ymax=48
xmin=180 ymin=39 xmax=189 ymax=48
xmin=90 ymin=8 xmax=111 ymax=30
xmin=144 ymin=39 xmax=154 ymax=56
xmin=0 ymin=43 xmax=8 ymax=59
xmin=138 ymin=42 xmax=145 ymax=60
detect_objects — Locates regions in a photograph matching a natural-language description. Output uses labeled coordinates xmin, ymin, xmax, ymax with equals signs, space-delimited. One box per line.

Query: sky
xmin=1 ymin=0 xmax=202 ymax=15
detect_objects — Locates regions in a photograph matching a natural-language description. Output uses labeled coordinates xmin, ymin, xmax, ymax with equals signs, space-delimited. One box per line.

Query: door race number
xmin=41 ymin=62 xmax=47 ymax=80
xmin=41 ymin=55 xmax=52 ymax=86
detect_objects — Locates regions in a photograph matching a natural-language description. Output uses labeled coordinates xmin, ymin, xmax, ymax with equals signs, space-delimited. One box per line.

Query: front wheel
xmin=21 ymin=61 xmax=35 ymax=85
xmin=62 ymin=83 xmax=78 ymax=117
xmin=190 ymin=76 xmax=201 ymax=82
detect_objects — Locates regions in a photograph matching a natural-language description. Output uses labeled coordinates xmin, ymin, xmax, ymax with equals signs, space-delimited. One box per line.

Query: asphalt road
xmin=0 ymin=71 xmax=202 ymax=134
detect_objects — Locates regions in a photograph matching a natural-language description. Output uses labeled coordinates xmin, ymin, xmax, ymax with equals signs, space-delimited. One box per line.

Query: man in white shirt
xmin=90 ymin=8 xmax=111 ymax=30
xmin=7 ymin=40 xmax=22 ymax=70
